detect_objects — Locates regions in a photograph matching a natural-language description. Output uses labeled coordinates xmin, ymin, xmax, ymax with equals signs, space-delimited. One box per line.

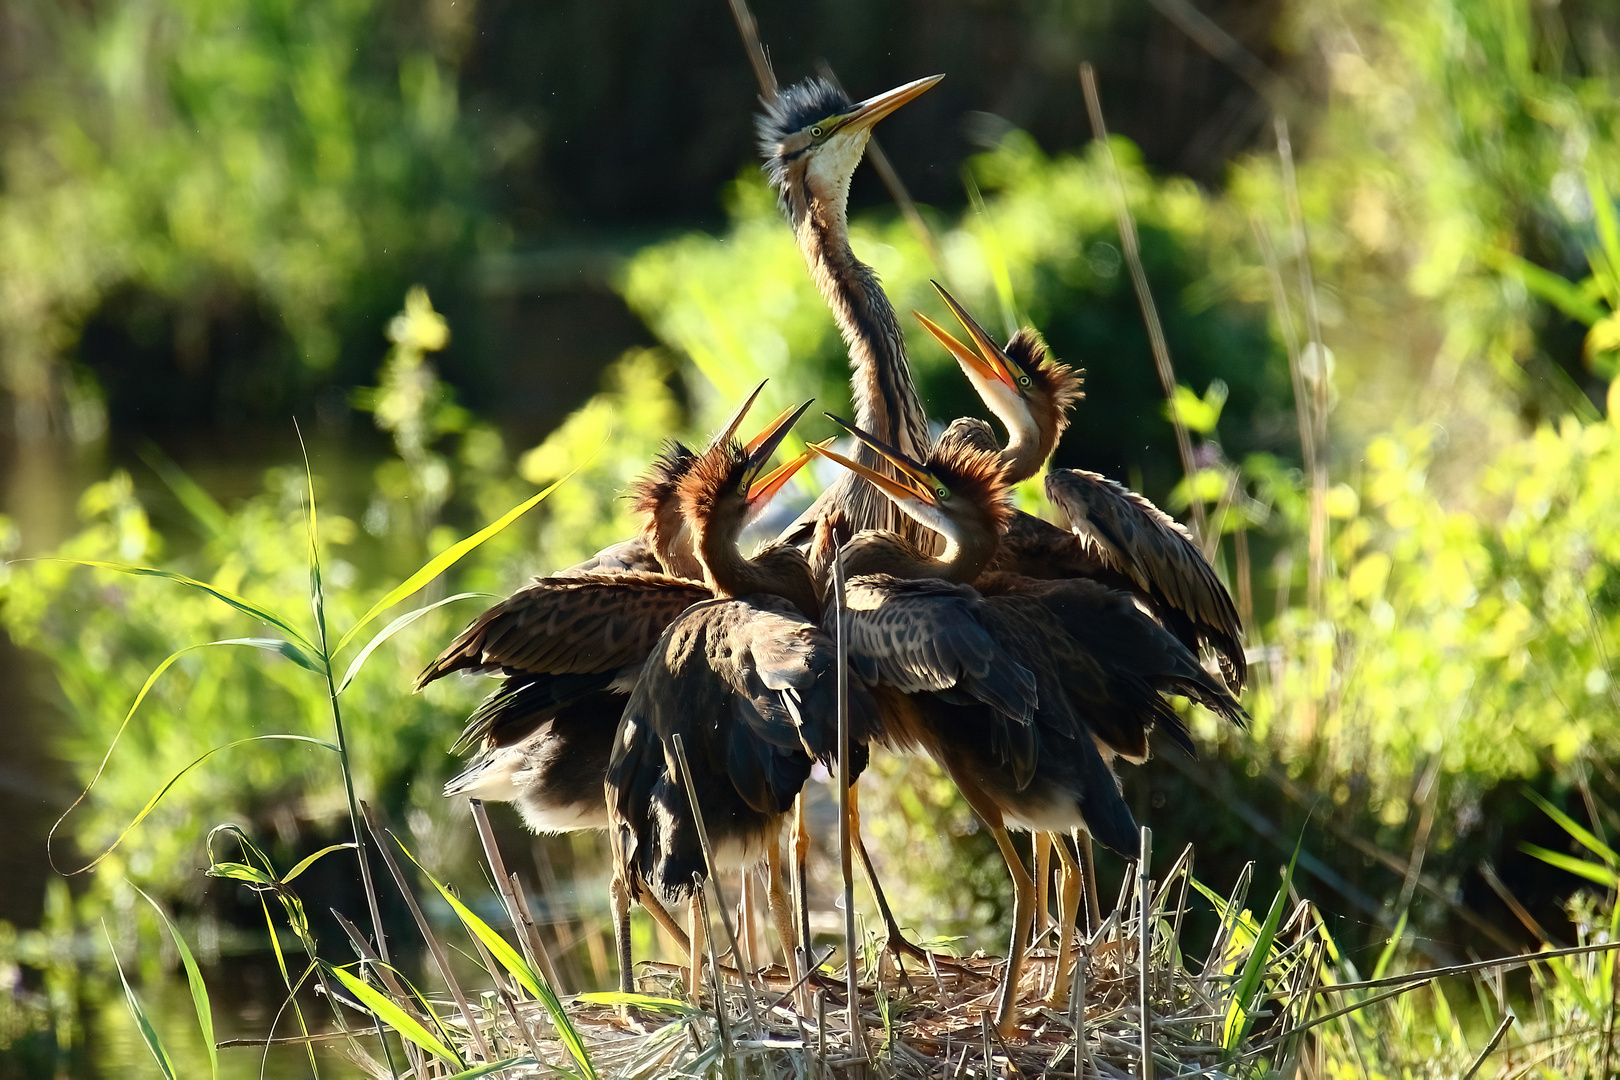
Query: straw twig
xmin=1137 ymin=827 xmax=1153 ymax=1080
xmin=832 ymin=546 xmax=866 ymax=1063
xmin=471 ymin=799 xmax=565 ymax=993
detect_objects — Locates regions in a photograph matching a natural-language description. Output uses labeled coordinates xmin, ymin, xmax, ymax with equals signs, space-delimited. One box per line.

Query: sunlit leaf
xmin=324 ymin=962 xmax=464 ymax=1069
xmin=1523 ymin=787 xmax=1619 ymax=867
xmin=1521 ymin=844 xmax=1620 ymax=888
xmin=281 ymin=843 xmax=357 ymax=885
xmin=104 ymin=924 xmax=178 ymax=1080
xmin=134 ymin=887 xmax=217 ymax=1080
xmin=337 ymin=592 xmax=486 ymax=694
xmin=335 ymin=457 xmax=595 ymax=656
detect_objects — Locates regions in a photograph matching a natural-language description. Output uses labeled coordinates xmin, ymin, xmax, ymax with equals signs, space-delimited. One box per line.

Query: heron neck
xmin=796 ymin=197 xmax=930 ymax=461
xmin=694 ymin=515 xmax=817 ymax=614
xmin=998 ymin=416 xmax=1049 ymax=484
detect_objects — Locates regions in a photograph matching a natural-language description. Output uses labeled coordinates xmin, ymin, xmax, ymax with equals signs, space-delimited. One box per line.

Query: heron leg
xmin=990 ymin=825 xmax=1036 ymax=1037
xmin=611 ymin=873 xmax=634 ymax=995
xmin=793 ymin=793 xmax=812 ymax=969
xmin=1044 ymin=837 xmax=1084 ymax=1010
xmin=635 ymin=882 xmax=692 ymax=964
xmin=737 ymin=868 xmax=757 ymax=973
xmin=1032 ymin=832 xmax=1053 ymax=952
xmin=766 ymin=839 xmax=811 ymax=1014
xmin=687 ymin=893 xmax=707 ymax=1004
xmin=1078 ymin=831 xmax=1101 ymax=937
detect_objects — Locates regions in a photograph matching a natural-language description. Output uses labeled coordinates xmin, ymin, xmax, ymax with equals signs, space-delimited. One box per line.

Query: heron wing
xmin=416 ymin=571 xmax=710 ymax=688
xmin=555 ymin=537 xmax=665 ymax=577
xmin=1045 ymin=469 xmax=1246 ymax=691
xmin=838 ymin=575 xmax=1038 ymax=726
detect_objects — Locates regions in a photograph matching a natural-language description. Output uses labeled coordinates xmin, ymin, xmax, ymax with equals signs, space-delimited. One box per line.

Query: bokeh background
xmin=2 ymin=0 xmax=1620 ymax=1074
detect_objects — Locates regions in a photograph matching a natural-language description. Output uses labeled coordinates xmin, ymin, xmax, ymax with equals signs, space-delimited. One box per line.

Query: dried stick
xmin=360 ymin=802 xmax=494 ymax=1063
xmin=1461 ymin=1014 xmax=1515 ymax=1080
xmin=1137 ymin=827 xmax=1154 ymax=1080
xmin=1080 ymin=63 xmax=1207 ymax=542
xmin=725 ymin=0 xmax=777 ymax=99
xmin=470 ymin=799 xmax=564 ymax=993
xmin=833 ymin=546 xmax=866 ymax=1060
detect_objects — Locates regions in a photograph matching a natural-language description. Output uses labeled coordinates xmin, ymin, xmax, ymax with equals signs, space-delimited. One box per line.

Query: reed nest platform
xmin=433 ymin=843 xmax=1329 ymax=1079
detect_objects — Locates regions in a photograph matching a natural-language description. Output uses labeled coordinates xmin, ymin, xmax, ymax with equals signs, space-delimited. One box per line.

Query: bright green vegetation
xmin=5 ymin=0 xmax=1620 ymax=1073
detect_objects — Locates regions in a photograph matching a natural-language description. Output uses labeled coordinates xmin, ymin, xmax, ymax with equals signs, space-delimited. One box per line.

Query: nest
xmin=430 ymin=843 xmax=1327 ymax=1079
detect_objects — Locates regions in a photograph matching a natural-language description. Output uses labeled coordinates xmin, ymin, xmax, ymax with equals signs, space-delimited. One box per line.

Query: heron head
xmin=757 ymin=75 xmax=942 ymax=224
xmin=916 ymin=283 xmax=1083 ymax=471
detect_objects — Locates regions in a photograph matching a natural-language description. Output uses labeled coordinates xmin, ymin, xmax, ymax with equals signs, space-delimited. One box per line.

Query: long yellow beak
xmin=834 ymin=74 xmax=944 ymax=136
xmin=710 ymin=380 xmax=768 ymax=452
xmin=747 ymin=441 xmax=820 ymax=506
xmin=741 ymin=398 xmax=814 ymax=491
xmin=809 ymin=442 xmax=932 ymax=506
xmin=923 ymin=283 xmax=1021 ymax=393
xmin=744 ymin=402 xmax=807 ymax=457
xmin=821 ymin=414 xmax=944 ymax=504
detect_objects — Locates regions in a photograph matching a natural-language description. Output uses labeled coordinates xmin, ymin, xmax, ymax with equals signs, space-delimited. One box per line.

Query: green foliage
xmin=0 ymin=0 xmax=488 ymax=434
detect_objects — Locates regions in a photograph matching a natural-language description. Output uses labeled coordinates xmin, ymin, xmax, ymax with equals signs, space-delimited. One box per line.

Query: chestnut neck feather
xmin=694 ymin=504 xmax=821 ymax=618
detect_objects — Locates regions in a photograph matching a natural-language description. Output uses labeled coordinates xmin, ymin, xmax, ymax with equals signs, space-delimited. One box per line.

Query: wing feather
xmin=1045 ymin=469 xmax=1247 ymax=691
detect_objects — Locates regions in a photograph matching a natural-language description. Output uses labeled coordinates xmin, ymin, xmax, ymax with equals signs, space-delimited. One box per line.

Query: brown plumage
xmin=816 ymin=418 xmax=1245 ymax=1034
xmin=923 ymin=284 xmax=1247 ymax=692
xmin=758 ymin=75 xmax=942 ymax=548
xmin=606 ymin=406 xmax=873 ymax=1005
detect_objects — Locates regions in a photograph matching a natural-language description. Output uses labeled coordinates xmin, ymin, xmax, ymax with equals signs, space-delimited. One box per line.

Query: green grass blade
xmin=41 ymin=559 xmax=318 ymax=655
xmin=206 ymin=862 xmax=278 ymax=887
xmin=1521 ymin=843 xmax=1620 ymax=887
xmin=1371 ymin=908 xmax=1409 ymax=983
xmin=1223 ymin=846 xmax=1299 ymax=1054
xmin=281 ymin=843 xmax=358 ymax=885
xmin=324 ymin=963 xmax=464 ymax=1069
xmin=59 ymin=733 xmax=336 ymax=875
xmin=103 ymin=923 xmax=179 ymax=1080
xmin=1487 ymin=249 xmax=1607 ymax=325
xmin=133 ymin=887 xmax=217 ymax=1080
xmin=397 ymin=841 xmax=598 ymax=1080
xmin=1524 ymin=787 xmax=1620 ymax=866
xmin=573 ymin=991 xmax=696 ymax=1015
xmin=139 ymin=443 xmax=230 ymax=541
xmin=335 ymin=464 xmax=589 ymax=656
xmin=337 ymin=592 xmax=486 ymax=694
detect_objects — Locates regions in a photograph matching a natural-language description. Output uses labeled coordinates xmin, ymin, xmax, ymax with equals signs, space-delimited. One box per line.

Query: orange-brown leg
xmin=611 ymin=873 xmax=634 ymax=994
xmin=990 ymin=826 xmax=1037 ymax=1037
xmin=849 ymin=785 xmax=964 ymax=973
xmin=1078 ymin=831 xmax=1101 ymax=937
xmin=1044 ymin=837 xmax=1085 ymax=1010
xmin=1032 ymin=832 xmax=1054 ymax=951
xmin=635 ymin=882 xmax=692 ymax=964
xmin=687 ymin=894 xmax=707 ymax=1003
xmin=793 ymin=793 xmax=812 ymax=966
xmin=766 ymin=838 xmax=811 ymax=1014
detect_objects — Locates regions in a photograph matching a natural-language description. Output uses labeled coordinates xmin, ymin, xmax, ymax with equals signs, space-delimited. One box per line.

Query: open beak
xmin=820 ymin=414 xmax=943 ymax=505
xmin=747 ymin=442 xmax=818 ymax=507
xmin=742 ymin=398 xmax=814 ymax=490
xmin=834 ymin=74 xmax=944 ymax=136
xmin=709 ymin=380 xmax=769 ymax=452
xmin=920 ymin=283 xmax=1020 ymax=393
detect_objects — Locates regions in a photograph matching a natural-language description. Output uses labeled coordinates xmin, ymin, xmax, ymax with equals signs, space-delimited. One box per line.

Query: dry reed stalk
xmin=360 ymin=801 xmax=495 ymax=1063
xmin=832 ymin=546 xmax=866 ymax=1063
xmin=1080 ymin=62 xmax=1207 ymax=544
xmin=471 ymin=799 xmax=565 ymax=993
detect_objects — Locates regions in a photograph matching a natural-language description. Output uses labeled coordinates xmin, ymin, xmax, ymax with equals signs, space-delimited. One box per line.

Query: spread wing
xmin=416 ymin=571 xmax=710 ymax=687
xmin=838 ymin=575 xmax=1038 ymax=727
xmin=1045 ymin=469 xmax=1246 ymax=691
xmin=980 ymin=573 xmax=1246 ymax=763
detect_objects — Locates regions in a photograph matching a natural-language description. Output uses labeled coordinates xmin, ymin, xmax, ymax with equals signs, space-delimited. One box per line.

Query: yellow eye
xmin=809 ymin=125 xmax=825 ymax=138
xmin=1018 ymin=374 xmax=1032 ymax=387
xmin=936 ymin=486 xmax=950 ymax=501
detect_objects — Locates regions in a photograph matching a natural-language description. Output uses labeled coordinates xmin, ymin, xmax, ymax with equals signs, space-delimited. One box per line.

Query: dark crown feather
xmin=627 ymin=441 xmax=696 ymax=518
xmin=678 ymin=440 xmax=752 ymax=523
xmin=1005 ymin=327 xmax=1084 ymax=415
xmin=926 ymin=440 xmax=1016 ymax=533
xmin=756 ymin=78 xmax=852 ymax=203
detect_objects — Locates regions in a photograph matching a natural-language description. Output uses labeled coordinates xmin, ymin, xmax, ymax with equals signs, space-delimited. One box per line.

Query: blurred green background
xmin=3 ymin=0 xmax=1620 ymax=1074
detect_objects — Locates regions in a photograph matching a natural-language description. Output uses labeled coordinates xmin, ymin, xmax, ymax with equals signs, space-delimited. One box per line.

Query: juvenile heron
xmin=815 ymin=418 xmax=1245 ymax=1033
xmin=606 ymin=407 xmax=878 ymax=1008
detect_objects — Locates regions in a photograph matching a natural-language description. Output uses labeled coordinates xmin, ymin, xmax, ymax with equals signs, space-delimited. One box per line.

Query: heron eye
xmin=809 ymin=125 xmax=824 ymax=139
xmin=1018 ymin=374 xmax=1032 ymax=387
xmin=936 ymin=486 xmax=950 ymax=500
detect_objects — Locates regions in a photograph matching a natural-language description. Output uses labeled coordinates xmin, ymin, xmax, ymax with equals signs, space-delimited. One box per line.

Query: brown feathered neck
xmin=1000 ymin=327 xmax=1083 ymax=479
xmin=679 ymin=442 xmax=819 ymax=616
